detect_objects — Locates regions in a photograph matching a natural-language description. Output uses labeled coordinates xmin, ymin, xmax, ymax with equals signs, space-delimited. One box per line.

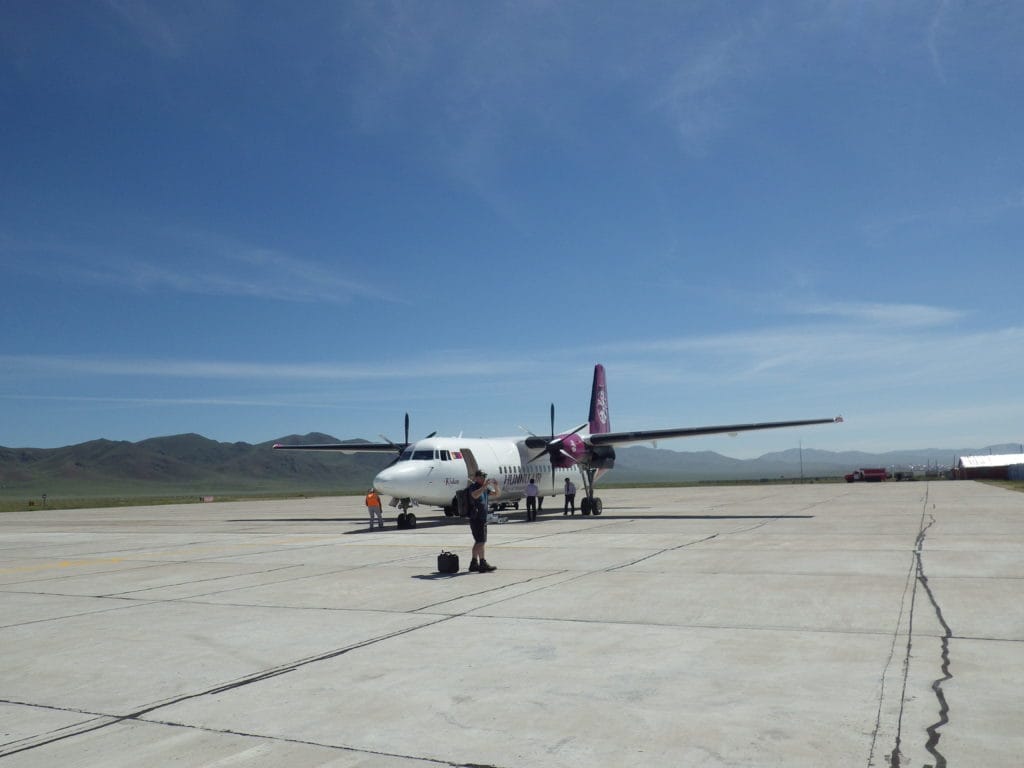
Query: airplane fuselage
xmin=372 ymin=436 xmax=593 ymax=507
xmin=274 ymin=363 xmax=841 ymax=523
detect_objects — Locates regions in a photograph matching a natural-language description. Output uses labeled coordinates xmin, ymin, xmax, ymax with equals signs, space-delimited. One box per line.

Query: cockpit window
xmin=412 ymin=450 xmax=434 ymax=460
xmin=398 ymin=449 xmax=413 ymax=461
xmin=441 ymin=450 xmax=451 ymax=461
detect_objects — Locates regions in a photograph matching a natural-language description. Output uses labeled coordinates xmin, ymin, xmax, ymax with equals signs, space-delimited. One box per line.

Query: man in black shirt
xmin=467 ymin=470 xmax=497 ymax=572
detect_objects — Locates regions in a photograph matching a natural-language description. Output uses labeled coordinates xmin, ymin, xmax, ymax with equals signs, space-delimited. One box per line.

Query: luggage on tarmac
xmin=437 ymin=550 xmax=459 ymax=574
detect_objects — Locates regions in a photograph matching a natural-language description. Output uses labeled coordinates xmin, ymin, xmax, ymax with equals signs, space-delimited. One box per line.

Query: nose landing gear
xmin=394 ymin=498 xmax=417 ymax=528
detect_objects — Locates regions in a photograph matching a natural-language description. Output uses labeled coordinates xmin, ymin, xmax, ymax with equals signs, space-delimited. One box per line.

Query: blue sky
xmin=2 ymin=1 xmax=1022 ymax=457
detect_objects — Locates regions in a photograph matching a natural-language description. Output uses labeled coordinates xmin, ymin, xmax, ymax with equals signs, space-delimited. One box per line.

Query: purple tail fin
xmin=588 ymin=364 xmax=610 ymax=435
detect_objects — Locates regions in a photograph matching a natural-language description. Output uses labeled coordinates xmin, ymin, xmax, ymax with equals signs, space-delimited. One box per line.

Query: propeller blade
xmin=566 ymin=422 xmax=590 ymax=437
xmin=380 ymin=412 xmax=428 ymax=453
xmin=528 ymin=449 xmax=549 ymax=464
xmin=524 ymin=403 xmax=579 ymax=492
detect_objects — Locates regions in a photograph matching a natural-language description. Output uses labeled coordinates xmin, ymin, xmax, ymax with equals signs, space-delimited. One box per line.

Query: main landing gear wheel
xmin=580 ymin=497 xmax=604 ymax=516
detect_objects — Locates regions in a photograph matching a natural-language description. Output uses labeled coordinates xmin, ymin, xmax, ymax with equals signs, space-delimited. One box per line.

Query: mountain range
xmin=3 ymin=433 xmax=1019 ymax=499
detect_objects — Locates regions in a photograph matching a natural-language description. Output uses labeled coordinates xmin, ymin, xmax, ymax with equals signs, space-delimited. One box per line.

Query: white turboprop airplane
xmin=274 ymin=364 xmax=842 ymax=528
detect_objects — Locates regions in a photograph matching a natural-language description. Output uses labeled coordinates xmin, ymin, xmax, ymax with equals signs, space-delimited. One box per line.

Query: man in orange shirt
xmin=365 ymin=488 xmax=383 ymax=530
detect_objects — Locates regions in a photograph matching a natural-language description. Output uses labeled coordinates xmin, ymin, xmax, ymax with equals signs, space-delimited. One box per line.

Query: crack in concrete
xmin=882 ymin=486 xmax=952 ymax=768
xmin=865 ymin=519 xmax=919 ymax=767
xmin=881 ymin=490 xmax=932 ymax=768
xmin=603 ymin=532 xmax=720 ymax=572
xmin=916 ymin=533 xmax=953 ymax=768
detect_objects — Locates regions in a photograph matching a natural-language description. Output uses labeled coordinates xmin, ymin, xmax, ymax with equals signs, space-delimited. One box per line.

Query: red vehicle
xmin=845 ymin=467 xmax=888 ymax=482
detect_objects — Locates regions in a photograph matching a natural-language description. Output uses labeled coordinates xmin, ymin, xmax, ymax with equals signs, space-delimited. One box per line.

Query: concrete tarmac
xmin=1 ymin=482 xmax=1021 ymax=767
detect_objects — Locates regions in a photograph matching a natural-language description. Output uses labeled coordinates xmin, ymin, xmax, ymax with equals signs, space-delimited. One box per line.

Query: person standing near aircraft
xmin=467 ymin=470 xmax=497 ymax=572
xmin=365 ymin=487 xmax=383 ymax=530
xmin=563 ymin=477 xmax=577 ymax=515
xmin=480 ymin=477 xmax=492 ymax=514
xmin=525 ymin=478 xmax=538 ymax=521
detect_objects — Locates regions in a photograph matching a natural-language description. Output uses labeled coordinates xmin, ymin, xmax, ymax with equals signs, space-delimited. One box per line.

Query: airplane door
xmin=453 ymin=448 xmax=479 ymax=517
xmin=461 ymin=449 xmax=479 ymax=478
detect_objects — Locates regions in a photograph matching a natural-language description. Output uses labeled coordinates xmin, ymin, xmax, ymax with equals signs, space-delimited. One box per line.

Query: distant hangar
xmin=954 ymin=453 xmax=1024 ymax=480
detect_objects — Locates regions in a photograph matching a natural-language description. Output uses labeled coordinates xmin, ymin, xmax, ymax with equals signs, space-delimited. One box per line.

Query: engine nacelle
xmin=549 ymin=433 xmax=588 ymax=468
xmin=589 ymin=444 xmax=616 ymax=469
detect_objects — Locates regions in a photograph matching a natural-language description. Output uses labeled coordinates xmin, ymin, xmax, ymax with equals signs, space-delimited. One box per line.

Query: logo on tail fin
xmin=588 ymin=364 xmax=610 ymax=434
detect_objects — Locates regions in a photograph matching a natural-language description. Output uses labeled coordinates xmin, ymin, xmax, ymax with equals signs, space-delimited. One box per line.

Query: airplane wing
xmin=272 ymin=442 xmax=401 ymax=453
xmin=587 ymin=416 xmax=843 ymax=446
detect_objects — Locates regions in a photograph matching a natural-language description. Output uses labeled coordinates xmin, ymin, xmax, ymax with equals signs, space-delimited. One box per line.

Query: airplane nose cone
xmin=374 ymin=462 xmax=429 ymax=498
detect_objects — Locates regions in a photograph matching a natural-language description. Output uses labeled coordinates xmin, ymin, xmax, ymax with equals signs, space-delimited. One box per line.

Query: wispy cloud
xmin=794 ymin=301 xmax=967 ymax=328
xmin=926 ymin=0 xmax=952 ymax=84
xmin=101 ymin=0 xmax=187 ymax=58
xmin=117 ymin=248 xmax=389 ymax=305
xmin=0 ymin=355 xmax=526 ymax=381
xmin=0 ymin=393 xmax=300 ymax=407
xmin=655 ymin=31 xmax=749 ymax=156
xmin=2 ymin=227 xmax=401 ymax=306
xmin=583 ymin=313 xmax=1023 ymax=396
xmin=101 ymin=0 xmax=234 ymax=60
xmin=861 ymin=187 xmax=1024 ymax=242
xmin=5 ymin=302 xmax=1013 ymax=393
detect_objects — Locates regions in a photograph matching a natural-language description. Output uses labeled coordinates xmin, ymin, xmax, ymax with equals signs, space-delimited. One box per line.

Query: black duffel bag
xmin=437 ymin=550 xmax=459 ymax=574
